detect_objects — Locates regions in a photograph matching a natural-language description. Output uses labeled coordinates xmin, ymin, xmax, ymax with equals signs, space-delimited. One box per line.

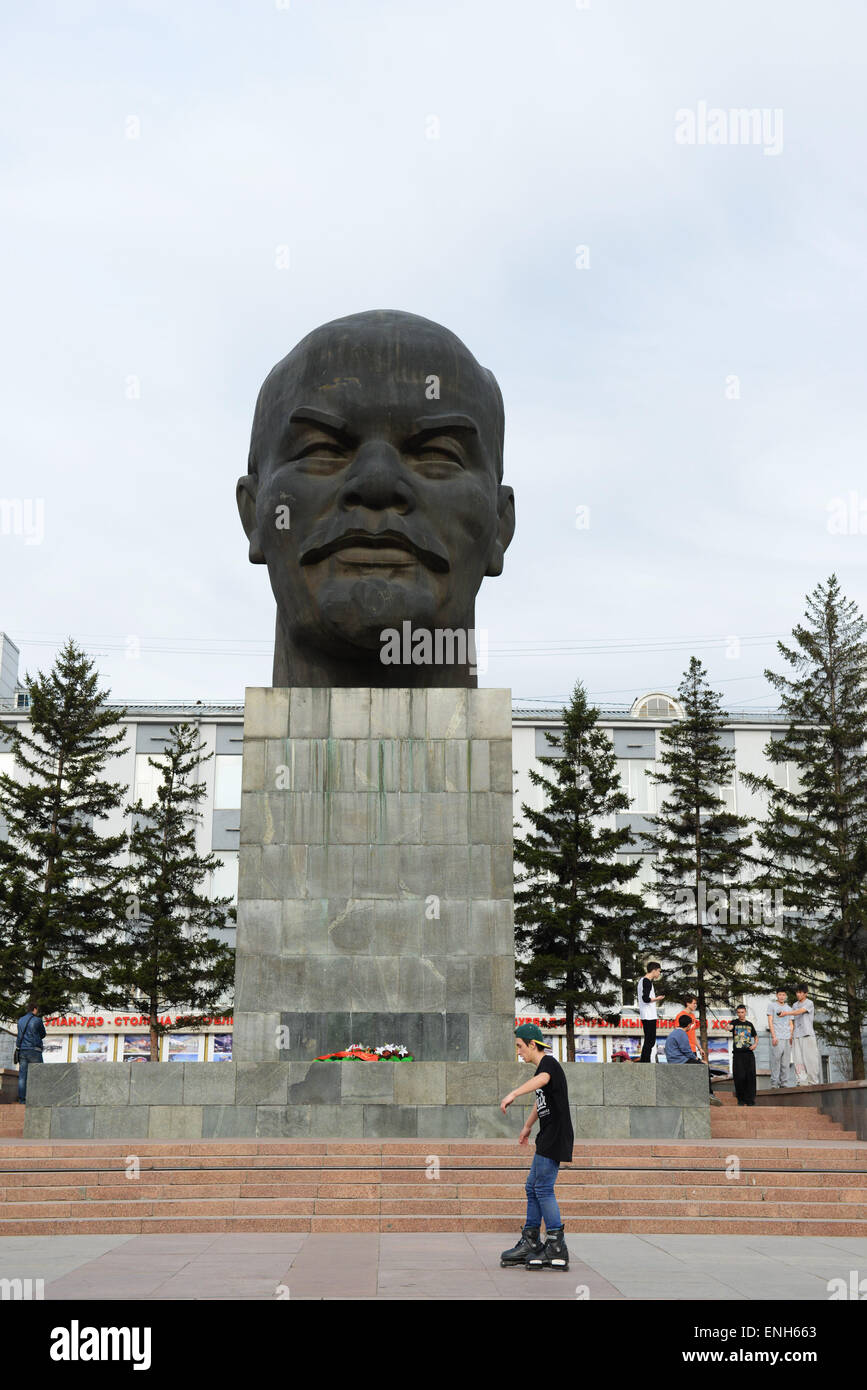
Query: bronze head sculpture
xmin=237 ymin=309 xmax=515 ymax=687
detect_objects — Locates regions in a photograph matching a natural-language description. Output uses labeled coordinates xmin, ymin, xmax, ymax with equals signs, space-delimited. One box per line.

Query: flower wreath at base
xmin=315 ymin=1043 xmax=413 ymax=1061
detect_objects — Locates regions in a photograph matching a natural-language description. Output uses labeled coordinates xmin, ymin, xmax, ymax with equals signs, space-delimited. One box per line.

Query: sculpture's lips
xmin=300 ymin=529 xmax=449 ymax=573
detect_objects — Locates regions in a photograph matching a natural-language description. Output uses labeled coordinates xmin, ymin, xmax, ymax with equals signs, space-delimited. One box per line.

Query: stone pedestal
xmin=233 ymin=688 xmax=516 ymax=1070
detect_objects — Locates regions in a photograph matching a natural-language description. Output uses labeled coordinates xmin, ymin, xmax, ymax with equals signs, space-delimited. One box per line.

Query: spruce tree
xmin=643 ymin=657 xmax=756 ymax=1058
xmin=514 ymin=682 xmax=654 ymax=1061
xmin=741 ymin=576 xmax=867 ymax=1079
xmin=0 ymin=640 xmax=128 ymax=1015
xmin=111 ymin=723 xmax=235 ymax=1060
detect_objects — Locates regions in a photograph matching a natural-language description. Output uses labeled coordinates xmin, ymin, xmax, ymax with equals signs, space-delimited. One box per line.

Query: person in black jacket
xmin=16 ymin=1003 xmax=46 ymax=1103
xmin=499 ymin=1023 xmax=574 ymax=1271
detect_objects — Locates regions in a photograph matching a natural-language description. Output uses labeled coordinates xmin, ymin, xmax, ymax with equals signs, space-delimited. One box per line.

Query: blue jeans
xmin=525 ymin=1152 xmax=562 ymax=1231
xmin=17 ymin=1049 xmax=42 ymax=1101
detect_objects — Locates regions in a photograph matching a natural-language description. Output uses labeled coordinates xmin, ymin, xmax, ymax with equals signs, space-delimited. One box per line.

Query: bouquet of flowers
xmin=315 ymin=1042 xmax=413 ymax=1061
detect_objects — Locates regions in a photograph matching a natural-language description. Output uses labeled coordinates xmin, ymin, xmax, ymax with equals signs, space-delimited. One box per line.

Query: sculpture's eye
xmin=411 ymin=436 xmax=464 ymax=469
xmin=291 ymin=437 xmax=349 ymax=464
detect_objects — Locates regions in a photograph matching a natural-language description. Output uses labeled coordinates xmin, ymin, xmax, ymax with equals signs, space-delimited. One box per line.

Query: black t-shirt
xmin=533 ymin=1054 xmax=574 ymax=1163
xmin=730 ymin=1020 xmax=757 ymax=1050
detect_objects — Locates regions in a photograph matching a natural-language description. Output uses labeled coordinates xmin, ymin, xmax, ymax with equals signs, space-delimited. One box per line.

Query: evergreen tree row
xmin=515 ymin=576 xmax=867 ymax=1079
xmin=0 ymin=641 xmax=234 ymax=1059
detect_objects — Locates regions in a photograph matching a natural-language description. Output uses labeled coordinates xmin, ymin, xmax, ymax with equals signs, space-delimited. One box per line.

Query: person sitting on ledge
xmin=665 ymin=1013 xmax=723 ymax=1105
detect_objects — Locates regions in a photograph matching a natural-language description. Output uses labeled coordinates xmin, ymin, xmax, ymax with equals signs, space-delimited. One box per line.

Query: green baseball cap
xmin=515 ymin=1023 xmax=546 ymax=1044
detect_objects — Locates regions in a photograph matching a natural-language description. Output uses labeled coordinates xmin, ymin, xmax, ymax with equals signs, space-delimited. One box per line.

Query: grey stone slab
xmin=241 ymin=738 xmax=265 ymax=792
xmin=561 ymin=1064 xmax=604 ymax=1105
xmin=244 ymin=686 xmax=290 ymax=740
xmin=202 ymin=1106 xmax=258 ymax=1137
xmin=355 ymin=737 xmax=399 ymax=793
xmin=129 ymin=1063 xmax=184 ymax=1106
xmin=489 ymin=739 xmax=514 ymax=792
xmin=468 ymin=689 xmax=511 ymax=739
xmin=326 ymin=792 xmax=373 ymax=845
xmin=329 ymin=687 xmax=371 ymax=738
xmin=370 ymin=689 xmax=411 ymax=739
xmin=362 ymin=1105 xmax=418 ymax=1138
xmin=422 ymin=792 xmax=470 ymax=844
xmin=468 ymin=739 xmax=491 ymax=792
xmin=350 ymin=956 xmax=400 ymax=1011
xmin=629 ymin=1105 xmax=684 ymax=1139
xmin=288 ymin=1062 xmax=341 ymax=1104
xmin=237 ymin=844 xmax=263 ymax=900
xmin=470 ymin=957 xmax=493 ymax=1012
xmin=445 ymin=958 xmax=472 ymax=1012
xmin=50 ymin=1106 xmax=95 ymax=1138
xmin=257 ymin=1105 xmax=311 ymax=1137
xmin=446 ymin=1062 xmax=501 ymax=1105
xmin=380 ymin=791 xmax=421 ymax=844
xmin=239 ymin=790 xmax=285 ymax=846
xmin=236 ymin=1061 xmax=290 ymax=1107
xmin=326 ymin=898 xmax=375 ymax=954
xmin=398 ymin=955 xmax=446 ymax=1011
xmin=182 ymin=1063 xmax=237 ymax=1106
xmin=468 ymin=1015 xmax=514 ymax=1062
xmin=602 ymin=1065 xmax=656 ymax=1107
xmin=399 ymin=737 xmax=427 ymax=790
xmin=655 ymin=1063 xmax=711 ymax=1107
xmin=287 ymin=688 xmax=329 ymax=738
xmin=22 ymin=1107 xmax=51 ymax=1139
xmin=276 ymin=1012 xmax=351 ymax=1060
xmin=490 ymin=845 xmax=514 ymax=898
xmin=234 ymin=1011 xmax=281 ymax=1063
xmin=425 ymin=740 xmax=446 ymax=791
xmin=341 ymin=1062 xmax=396 ymax=1102
xmin=283 ymin=794 xmax=326 ymax=846
xmin=444 ymin=738 xmax=475 ymax=794
xmin=417 ymin=1104 xmax=469 ymax=1138
xmin=93 ymin=1106 xmax=150 ymax=1139
xmin=354 ymin=845 xmax=400 ymax=897
xmin=77 ymin=1061 xmax=129 ymax=1106
xmin=235 ymin=898 xmax=282 ymax=955
xmin=394 ymin=1062 xmax=446 ymax=1106
xmin=307 ymin=844 xmax=355 ymax=896
xmin=465 ymin=1105 xmax=515 ymax=1138
xmin=443 ymin=1013 xmax=469 ymax=1061
xmin=27 ymin=1063 xmax=79 ymax=1107
xmin=306 ymin=1103 xmax=365 ymax=1137
xmin=147 ymin=1105 xmax=203 ymax=1138
xmin=683 ymin=1107 xmax=712 ymax=1139
xmin=374 ymin=899 xmax=422 ymax=954
xmin=573 ymin=1105 xmax=631 ymax=1138
xmin=426 ymin=689 xmax=468 ymax=739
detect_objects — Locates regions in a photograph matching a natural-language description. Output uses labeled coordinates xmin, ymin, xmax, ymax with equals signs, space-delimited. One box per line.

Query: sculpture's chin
xmin=315 ymin=576 xmax=440 ymax=653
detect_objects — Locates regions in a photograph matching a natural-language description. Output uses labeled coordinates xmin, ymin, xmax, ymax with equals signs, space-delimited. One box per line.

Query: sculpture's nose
xmin=339 ymin=440 xmax=413 ymax=515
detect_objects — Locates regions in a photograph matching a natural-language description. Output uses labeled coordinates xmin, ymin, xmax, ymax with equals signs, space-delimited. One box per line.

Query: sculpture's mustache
xmin=299 ymin=524 xmax=449 ymax=574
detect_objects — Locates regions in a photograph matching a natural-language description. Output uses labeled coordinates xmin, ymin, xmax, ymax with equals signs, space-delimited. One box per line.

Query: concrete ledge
xmin=22 ymin=1062 xmax=712 ymax=1140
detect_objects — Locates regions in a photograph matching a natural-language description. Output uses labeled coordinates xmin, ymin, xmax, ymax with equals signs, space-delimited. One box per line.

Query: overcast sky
xmin=2 ymin=0 xmax=866 ymax=712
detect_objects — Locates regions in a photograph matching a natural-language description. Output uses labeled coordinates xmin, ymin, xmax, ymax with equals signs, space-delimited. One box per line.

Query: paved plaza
xmin=1 ymin=1232 xmax=865 ymax=1301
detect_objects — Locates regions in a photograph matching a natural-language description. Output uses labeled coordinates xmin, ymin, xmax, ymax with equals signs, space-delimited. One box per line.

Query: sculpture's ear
xmin=236 ymin=474 xmax=265 ymax=564
xmin=485 ymin=484 xmax=515 ymax=577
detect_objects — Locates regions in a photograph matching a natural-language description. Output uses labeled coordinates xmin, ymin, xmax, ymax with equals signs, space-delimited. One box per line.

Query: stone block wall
xmin=233 ymin=688 xmax=516 ymax=1064
xmin=23 ymin=1061 xmax=711 ymax=1140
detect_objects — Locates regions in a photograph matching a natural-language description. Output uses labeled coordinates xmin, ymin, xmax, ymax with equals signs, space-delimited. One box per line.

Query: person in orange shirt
xmin=678 ymin=994 xmax=700 ymax=1056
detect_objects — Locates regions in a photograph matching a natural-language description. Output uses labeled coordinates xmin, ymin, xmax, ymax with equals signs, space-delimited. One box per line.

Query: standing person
xmin=729 ymin=1004 xmax=758 ymax=1106
xmin=767 ymin=988 xmax=794 ymax=1089
xmin=782 ymin=985 xmax=820 ymax=1085
xmin=16 ymin=1003 xmax=45 ymax=1103
xmin=677 ymin=994 xmax=700 ymax=1055
xmin=499 ymin=1023 xmax=574 ymax=1271
xmin=638 ymin=963 xmax=665 ymax=1062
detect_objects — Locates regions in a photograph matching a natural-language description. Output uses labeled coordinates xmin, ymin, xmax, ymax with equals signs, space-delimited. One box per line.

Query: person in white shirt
xmin=767 ymin=988 xmax=794 ymax=1089
xmin=780 ymin=984 xmax=820 ymax=1085
xmin=638 ymin=963 xmax=665 ymax=1062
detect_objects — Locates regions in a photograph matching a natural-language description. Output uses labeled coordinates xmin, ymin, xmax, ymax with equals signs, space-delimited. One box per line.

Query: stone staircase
xmin=710 ymin=1093 xmax=857 ymax=1140
xmin=1 ymin=1138 xmax=865 ymax=1235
